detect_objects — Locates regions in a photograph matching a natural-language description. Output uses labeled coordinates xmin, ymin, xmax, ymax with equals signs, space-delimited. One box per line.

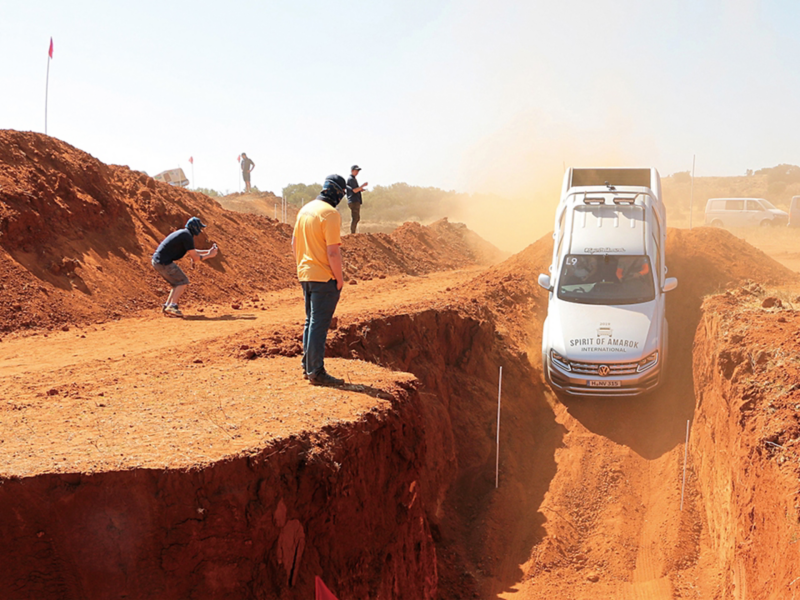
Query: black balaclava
xmin=317 ymin=174 xmax=347 ymax=207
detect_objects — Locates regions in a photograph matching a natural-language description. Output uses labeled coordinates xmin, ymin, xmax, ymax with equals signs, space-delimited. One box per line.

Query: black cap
xmin=351 ymin=165 xmax=361 ymax=171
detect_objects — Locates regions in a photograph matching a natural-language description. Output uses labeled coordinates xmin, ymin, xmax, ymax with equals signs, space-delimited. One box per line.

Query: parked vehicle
xmin=538 ymin=168 xmax=678 ymax=396
xmin=704 ymin=197 xmax=788 ymax=228
xmin=788 ymin=196 xmax=800 ymax=228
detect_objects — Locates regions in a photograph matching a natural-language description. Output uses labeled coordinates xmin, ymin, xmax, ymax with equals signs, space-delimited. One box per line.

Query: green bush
xmin=194 ymin=187 xmax=222 ymax=197
xmin=283 ymin=183 xmax=321 ymax=207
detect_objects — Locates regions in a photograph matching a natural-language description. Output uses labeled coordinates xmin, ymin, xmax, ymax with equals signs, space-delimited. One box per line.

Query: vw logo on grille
xmin=597 ymin=365 xmax=611 ymax=377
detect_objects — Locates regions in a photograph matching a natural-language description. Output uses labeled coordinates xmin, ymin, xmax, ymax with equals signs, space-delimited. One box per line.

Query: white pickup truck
xmin=538 ymin=168 xmax=678 ymax=396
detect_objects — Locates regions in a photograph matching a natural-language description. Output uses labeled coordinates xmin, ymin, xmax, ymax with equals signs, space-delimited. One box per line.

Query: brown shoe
xmin=308 ymin=371 xmax=343 ymax=386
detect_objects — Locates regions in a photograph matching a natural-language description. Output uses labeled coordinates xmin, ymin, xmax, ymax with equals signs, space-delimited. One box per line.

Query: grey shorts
xmin=152 ymin=259 xmax=189 ymax=287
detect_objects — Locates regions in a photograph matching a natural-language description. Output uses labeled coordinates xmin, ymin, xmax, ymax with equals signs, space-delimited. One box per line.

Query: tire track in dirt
xmin=616 ymin=460 xmax=677 ymax=599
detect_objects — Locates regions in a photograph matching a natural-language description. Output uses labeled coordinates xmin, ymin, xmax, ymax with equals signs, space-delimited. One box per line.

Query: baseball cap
xmin=351 ymin=165 xmax=361 ymax=171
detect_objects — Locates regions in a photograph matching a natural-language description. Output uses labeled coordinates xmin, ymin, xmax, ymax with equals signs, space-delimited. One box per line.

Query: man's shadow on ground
xmin=183 ymin=314 xmax=258 ymax=322
xmin=328 ymin=382 xmax=394 ymax=401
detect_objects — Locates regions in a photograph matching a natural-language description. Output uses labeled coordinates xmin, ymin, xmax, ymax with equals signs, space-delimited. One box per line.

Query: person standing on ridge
xmin=151 ymin=217 xmax=219 ymax=317
xmin=292 ymin=175 xmax=346 ymax=386
xmin=346 ymin=165 xmax=368 ymax=233
xmin=241 ymin=152 xmax=255 ymax=193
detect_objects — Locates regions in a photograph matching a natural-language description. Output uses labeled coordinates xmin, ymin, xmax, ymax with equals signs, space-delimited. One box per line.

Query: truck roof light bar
xmin=613 ymin=197 xmax=636 ymax=205
xmin=584 ymin=196 xmax=606 ymax=204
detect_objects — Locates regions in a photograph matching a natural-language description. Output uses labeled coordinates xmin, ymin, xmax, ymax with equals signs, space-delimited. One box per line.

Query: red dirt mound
xmin=0 ymin=131 xmax=497 ymax=335
xmin=0 ymin=131 xmax=298 ymax=333
xmin=342 ymin=219 xmax=504 ymax=282
xmin=216 ymin=190 xmax=295 ymax=221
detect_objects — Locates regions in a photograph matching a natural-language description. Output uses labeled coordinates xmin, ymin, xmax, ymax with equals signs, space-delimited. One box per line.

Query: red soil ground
xmin=2 ymin=130 xmax=800 ymax=599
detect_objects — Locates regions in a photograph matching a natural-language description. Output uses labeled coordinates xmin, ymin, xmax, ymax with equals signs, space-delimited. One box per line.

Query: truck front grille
xmin=568 ymin=360 xmax=640 ymax=376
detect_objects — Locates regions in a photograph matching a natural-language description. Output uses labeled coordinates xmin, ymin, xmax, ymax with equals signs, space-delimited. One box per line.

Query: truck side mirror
xmin=663 ymin=277 xmax=678 ymax=292
xmin=538 ymin=274 xmax=552 ymax=291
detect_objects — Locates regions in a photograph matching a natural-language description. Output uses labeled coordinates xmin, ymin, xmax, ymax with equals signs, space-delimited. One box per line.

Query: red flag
xmin=315 ymin=576 xmax=339 ymax=600
xmin=48 ymin=37 xmax=53 ymax=59
xmin=237 ymin=154 xmax=241 ymax=162
xmin=189 ymin=156 xmax=194 ymax=164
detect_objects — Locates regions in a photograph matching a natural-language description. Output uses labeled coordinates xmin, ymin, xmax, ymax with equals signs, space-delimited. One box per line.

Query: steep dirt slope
xmin=0 ymin=130 xmax=296 ymax=332
xmin=692 ymin=287 xmax=800 ymax=599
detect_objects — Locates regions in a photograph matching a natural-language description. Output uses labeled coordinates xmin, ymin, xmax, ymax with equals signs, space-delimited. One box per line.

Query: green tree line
xmin=281 ymin=181 xmax=466 ymax=223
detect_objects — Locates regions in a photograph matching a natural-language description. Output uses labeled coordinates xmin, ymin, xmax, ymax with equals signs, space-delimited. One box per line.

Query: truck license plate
xmin=588 ymin=380 xmax=621 ymax=388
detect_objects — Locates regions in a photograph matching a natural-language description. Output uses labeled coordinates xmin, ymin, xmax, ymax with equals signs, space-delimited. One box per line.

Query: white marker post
xmin=495 ymin=366 xmax=503 ymax=489
xmin=680 ymin=419 xmax=690 ymax=511
xmin=45 ymin=37 xmax=53 ymax=135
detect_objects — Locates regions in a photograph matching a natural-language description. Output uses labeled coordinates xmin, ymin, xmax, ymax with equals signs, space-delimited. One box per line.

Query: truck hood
xmin=549 ymin=300 xmax=659 ymax=360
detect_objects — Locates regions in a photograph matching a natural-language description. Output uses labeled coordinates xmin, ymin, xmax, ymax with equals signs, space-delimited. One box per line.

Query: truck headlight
xmin=551 ymin=350 xmax=571 ymax=371
xmin=637 ymin=351 xmax=659 ymax=372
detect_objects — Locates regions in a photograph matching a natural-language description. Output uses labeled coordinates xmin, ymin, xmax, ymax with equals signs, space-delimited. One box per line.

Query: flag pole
xmin=45 ymin=37 xmax=52 ymax=135
xmin=689 ymin=154 xmax=696 ymax=229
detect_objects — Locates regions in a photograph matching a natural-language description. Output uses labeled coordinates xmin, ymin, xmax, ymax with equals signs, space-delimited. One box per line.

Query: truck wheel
xmin=711 ymin=219 xmax=723 ymax=228
xmin=760 ymin=219 xmax=773 ymax=227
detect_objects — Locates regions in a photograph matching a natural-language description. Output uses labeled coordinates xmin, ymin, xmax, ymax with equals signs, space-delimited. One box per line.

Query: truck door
xmin=745 ymin=199 xmax=763 ymax=227
xmin=725 ymin=199 xmax=745 ymax=227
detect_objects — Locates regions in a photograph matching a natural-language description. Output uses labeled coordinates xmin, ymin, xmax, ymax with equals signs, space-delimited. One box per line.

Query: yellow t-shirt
xmin=293 ymin=199 xmax=342 ymax=282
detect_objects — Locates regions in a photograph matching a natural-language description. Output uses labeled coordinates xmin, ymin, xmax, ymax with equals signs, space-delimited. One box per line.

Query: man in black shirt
xmin=346 ymin=165 xmax=368 ymax=233
xmin=241 ymin=153 xmax=255 ymax=193
xmin=151 ymin=217 xmax=219 ymax=317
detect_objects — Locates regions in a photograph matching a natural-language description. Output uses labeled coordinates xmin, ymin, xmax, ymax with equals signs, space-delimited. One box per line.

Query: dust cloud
xmin=451 ymin=111 xmax=660 ymax=253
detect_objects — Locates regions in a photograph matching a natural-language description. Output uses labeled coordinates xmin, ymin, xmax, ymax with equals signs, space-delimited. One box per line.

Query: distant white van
xmin=704 ymin=198 xmax=788 ymax=228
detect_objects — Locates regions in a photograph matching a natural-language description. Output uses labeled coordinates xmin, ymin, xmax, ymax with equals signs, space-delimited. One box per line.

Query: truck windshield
xmin=557 ymin=254 xmax=656 ymax=305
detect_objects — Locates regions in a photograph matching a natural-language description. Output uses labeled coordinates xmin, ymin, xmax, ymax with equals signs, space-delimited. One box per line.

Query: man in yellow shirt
xmin=292 ymin=175 xmax=346 ymax=385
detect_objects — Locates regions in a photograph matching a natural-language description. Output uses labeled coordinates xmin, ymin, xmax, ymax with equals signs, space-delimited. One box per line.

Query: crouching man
xmin=292 ymin=175 xmax=346 ymax=385
xmin=151 ymin=217 xmax=218 ymax=317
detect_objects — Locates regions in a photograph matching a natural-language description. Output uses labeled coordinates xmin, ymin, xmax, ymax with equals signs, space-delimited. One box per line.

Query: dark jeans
xmin=301 ymin=280 xmax=341 ymax=377
xmin=349 ymin=202 xmax=361 ymax=233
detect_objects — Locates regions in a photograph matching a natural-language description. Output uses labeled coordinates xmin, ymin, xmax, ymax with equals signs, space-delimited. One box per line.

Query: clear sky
xmin=2 ymin=1 xmax=799 ymax=210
